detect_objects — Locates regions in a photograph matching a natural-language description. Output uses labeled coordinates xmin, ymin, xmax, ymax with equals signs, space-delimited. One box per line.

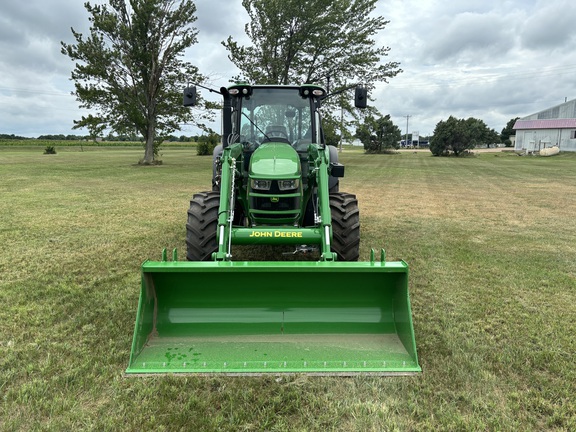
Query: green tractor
xmin=126 ymin=83 xmax=420 ymax=375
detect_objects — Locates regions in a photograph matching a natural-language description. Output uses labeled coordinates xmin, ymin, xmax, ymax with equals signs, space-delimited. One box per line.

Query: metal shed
xmin=513 ymin=99 xmax=576 ymax=152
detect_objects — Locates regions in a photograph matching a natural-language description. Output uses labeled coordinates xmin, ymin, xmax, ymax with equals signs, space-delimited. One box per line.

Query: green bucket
xmin=126 ymin=253 xmax=420 ymax=375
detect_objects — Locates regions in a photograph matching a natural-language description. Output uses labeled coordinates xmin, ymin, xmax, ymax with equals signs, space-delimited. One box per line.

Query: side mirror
xmin=354 ymin=86 xmax=368 ymax=109
xmin=183 ymin=86 xmax=197 ymax=107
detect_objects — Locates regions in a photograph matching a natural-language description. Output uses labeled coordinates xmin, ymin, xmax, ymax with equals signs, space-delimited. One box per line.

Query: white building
xmin=513 ymin=99 xmax=576 ymax=152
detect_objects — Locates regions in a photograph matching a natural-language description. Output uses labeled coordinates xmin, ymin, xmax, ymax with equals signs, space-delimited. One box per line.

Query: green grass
xmin=1 ymin=147 xmax=575 ymax=431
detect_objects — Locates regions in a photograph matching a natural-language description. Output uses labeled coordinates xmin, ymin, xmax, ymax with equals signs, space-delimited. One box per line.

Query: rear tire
xmin=186 ymin=191 xmax=220 ymax=261
xmin=330 ymin=192 xmax=360 ymax=261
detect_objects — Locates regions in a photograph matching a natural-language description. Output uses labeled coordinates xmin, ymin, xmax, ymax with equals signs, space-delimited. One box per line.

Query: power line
xmin=375 ymin=63 xmax=576 ymax=90
xmin=0 ymin=86 xmax=73 ymax=97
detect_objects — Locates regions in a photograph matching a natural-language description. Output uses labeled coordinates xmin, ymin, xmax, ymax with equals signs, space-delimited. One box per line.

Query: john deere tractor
xmin=126 ymin=83 xmax=420 ymax=375
xmin=186 ymin=83 xmax=361 ymax=263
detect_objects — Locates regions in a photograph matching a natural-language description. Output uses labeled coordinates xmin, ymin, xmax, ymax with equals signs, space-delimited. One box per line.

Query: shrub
xmin=43 ymin=146 xmax=57 ymax=155
xmin=196 ymin=133 xmax=220 ymax=156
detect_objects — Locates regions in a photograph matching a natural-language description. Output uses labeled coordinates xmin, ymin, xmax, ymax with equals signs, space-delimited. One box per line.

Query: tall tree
xmin=223 ymin=0 xmax=401 ymax=94
xmin=356 ymin=113 xmax=401 ymax=153
xmin=61 ymin=0 xmax=207 ymax=164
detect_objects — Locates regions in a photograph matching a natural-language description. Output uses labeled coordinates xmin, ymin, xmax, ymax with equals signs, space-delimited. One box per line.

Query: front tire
xmin=186 ymin=191 xmax=220 ymax=261
xmin=330 ymin=192 xmax=360 ymax=261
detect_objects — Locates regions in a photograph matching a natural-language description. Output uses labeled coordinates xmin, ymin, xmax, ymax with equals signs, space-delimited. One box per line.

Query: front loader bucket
xmin=126 ymin=252 xmax=420 ymax=375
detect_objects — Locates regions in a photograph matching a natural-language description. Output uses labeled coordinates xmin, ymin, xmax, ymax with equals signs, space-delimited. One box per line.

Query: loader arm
xmin=312 ymin=144 xmax=337 ymax=261
xmin=213 ymin=143 xmax=243 ymax=261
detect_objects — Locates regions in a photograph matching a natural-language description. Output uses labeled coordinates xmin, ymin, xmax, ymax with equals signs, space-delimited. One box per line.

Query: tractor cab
xmin=227 ymin=84 xmax=324 ymax=152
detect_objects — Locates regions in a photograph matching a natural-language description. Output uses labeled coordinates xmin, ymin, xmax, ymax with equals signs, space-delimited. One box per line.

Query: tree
xmin=465 ymin=117 xmax=500 ymax=148
xmin=430 ymin=116 xmax=499 ymax=156
xmin=321 ymin=116 xmax=342 ymax=148
xmin=501 ymin=117 xmax=519 ymax=147
xmin=222 ymin=0 xmax=401 ymax=97
xmin=61 ymin=0 xmax=208 ymax=164
xmin=356 ymin=114 xmax=401 ymax=153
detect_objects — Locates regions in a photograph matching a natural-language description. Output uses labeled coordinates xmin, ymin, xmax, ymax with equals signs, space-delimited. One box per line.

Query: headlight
xmin=251 ymin=179 xmax=272 ymax=190
xmin=278 ymin=179 xmax=299 ymax=191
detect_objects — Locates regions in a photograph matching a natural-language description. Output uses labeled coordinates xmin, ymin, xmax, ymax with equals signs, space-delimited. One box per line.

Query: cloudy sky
xmin=1 ymin=0 xmax=575 ymax=138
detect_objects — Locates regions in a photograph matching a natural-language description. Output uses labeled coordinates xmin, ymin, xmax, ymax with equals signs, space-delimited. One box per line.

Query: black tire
xmin=330 ymin=192 xmax=360 ymax=261
xmin=186 ymin=191 xmax=220 ymax=261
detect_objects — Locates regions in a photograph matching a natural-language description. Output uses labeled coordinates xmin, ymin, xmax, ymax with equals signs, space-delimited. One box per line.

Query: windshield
xmin=238 ymin=88 xmax=313 ymax=148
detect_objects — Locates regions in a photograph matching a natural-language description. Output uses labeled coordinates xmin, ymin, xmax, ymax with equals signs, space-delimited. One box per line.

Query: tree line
xmin=353 ymin=114 xmax=518 ymax=156
xmin=4 ymin=115 xmax=517 ymax=158
xmin=0 ymin=133 xmax=203 ymax=142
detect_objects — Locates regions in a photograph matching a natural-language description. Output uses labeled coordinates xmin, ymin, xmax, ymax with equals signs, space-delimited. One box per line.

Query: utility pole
xmin=404 ymin=115 xmax=411 ymax=147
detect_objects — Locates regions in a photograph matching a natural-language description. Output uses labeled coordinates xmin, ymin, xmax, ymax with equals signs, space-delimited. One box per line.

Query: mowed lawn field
xmin=1 ymin=146 xmax=575 ymax=431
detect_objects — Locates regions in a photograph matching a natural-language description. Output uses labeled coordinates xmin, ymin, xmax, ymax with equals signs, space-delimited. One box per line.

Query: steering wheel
xmin=262 ymin=136 xmax=291 ymax=144
xmin=263 ymin=126 xmax=290 ymax=143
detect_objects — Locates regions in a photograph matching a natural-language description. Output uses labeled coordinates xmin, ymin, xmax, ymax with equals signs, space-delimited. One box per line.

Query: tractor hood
xmin=250 ymin=143 xmax=301 ymax=179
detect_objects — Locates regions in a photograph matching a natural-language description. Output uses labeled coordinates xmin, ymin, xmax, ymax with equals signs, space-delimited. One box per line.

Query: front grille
xmin=249 ymin=181 xmax=301 ymax=222
xmin=252 ymin=196 xmax=299 ymax=216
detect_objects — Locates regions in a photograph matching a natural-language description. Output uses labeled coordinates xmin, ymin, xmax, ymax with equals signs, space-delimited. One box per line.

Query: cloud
xmin=193 ymin=0 xmax=247 ymax=39
xmin=520 ymin=2 xmax=576 ymax=51
xmin=370 ymin=0 xmax=576 ymax=136
xmin=0 ymin=1 xmax=92 ymax=136
xmin=424 ymin=12 xmax=514 ymax=63
xmin=1 ymin=0 xmax=575 ymax=138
